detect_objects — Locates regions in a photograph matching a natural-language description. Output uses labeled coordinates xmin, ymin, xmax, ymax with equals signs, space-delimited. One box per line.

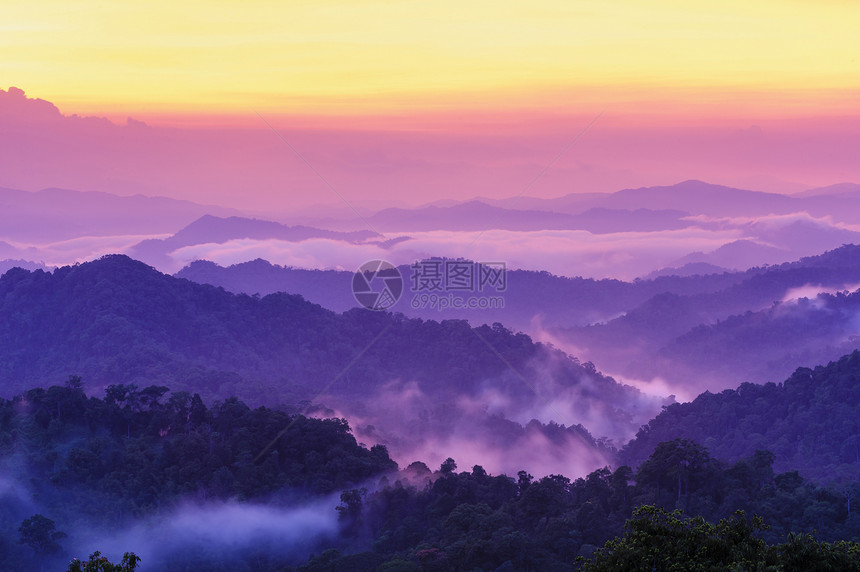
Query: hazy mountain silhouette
xmin=794 ymin=182 xmax=860 ymax=198
xmin=0 ymin=259 xmax=50 ymax=275
xmin=0 ymin=186 xmax=238 ymax=242
xmin=489 ymin=180 xmax=860 ymax=223
xmin=554 ymin=244 xmax=860 ymax=394
xmin=674 ymin=240 xmax=793 ymax=270
xmin=177 ymin=243 xmax=860 ymax=398
xmin=0 ymin=255 xmax=666 ymax=476
xmin=127 ymin=215 xmax=379 ymax=269
xmin=176 ymin=257 xmax=756 ymax=333
xmin=364 ymin=201 xmax=691 ymax=233
xmin=621 ymin=350 xmax=860 ymax=482
xmin=643 ymin=262 xmax=731 ymax=279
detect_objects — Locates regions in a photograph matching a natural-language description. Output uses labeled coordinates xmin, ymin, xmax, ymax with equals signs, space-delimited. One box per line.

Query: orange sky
xmin=2 ymin=1 xmax=859 ymax=207
xmin=2 ymin=0 xmax=858 ymax=125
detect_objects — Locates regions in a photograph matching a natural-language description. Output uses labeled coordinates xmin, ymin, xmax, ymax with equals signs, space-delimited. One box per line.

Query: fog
xmin=313 ymin=357 xmax=668 ymax=480
xmin=69 ymin=499 xmax=341 ymax=569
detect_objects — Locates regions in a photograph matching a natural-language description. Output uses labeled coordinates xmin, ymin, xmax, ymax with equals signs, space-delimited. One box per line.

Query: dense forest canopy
xmin=0 ymin=255 xmax=663 ymax=478
xmin=622 ymin=350 xmax=860 ymax=482
xmin=1 ymin=382 xmax=859 ymax=570
xmin=1 ymin=254 xmax=860 ymax=569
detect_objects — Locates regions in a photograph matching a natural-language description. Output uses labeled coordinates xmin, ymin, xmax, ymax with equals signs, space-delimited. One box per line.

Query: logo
xmin=352 ymin=260 xmax=403 ymax=311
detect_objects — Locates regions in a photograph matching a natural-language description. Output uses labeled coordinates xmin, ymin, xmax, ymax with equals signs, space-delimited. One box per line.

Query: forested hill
xmin=0 ymin=255 xmax=659 ymax=467
xmin=621 ymin=350 xmax=860 ymax=482
xmin=0 ymin=383 xmax=398 ymax=570
xmin=2 ymin=383 xmax=859 ymax=571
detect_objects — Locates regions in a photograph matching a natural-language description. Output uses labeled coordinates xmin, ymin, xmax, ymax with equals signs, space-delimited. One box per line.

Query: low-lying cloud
xmin=69 ymin=498 xmax=341 ymax=569
xmin=167 ymin=226 xmax=741 ymax=279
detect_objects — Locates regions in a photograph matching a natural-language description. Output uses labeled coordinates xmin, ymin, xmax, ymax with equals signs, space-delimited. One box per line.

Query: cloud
xmin=781 ymin=283 xmax=860 ymax=304
xmin=685 ymin=211 xmax=860 ymax=234
xmin=4 ymin=233 xmax=170 ymax=267
xmin=71 ymin=499 xmax=341 ymax=568
xmin=168 ymin=227 xmax=741 ymax=279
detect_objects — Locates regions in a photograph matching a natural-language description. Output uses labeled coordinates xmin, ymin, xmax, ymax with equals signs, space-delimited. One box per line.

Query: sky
xmin=1 ymin=0 xmax=859 ymax=210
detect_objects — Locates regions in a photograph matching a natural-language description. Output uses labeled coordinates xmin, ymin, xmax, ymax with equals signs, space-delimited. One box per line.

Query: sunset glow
xmin=3 ymin=0 xmax=858 ymax=122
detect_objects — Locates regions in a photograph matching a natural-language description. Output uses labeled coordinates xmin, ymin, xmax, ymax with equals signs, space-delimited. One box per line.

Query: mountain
xmin=602 ymin=180 xmax=800 ymax=217
xmin=314 ymin=180 xmax=860 ymax=227
xmin=178 ymin=245 xmax=860 ymax=397
xmin=175 ymin=257 xmax=753 ymax=333
xmin=364 ymin=201 xmax=691 ymax=233
xmin=0 ymin=254 xmax=664 ymax=476
xmin=509 ymin=180 xmax=860 ymax=224
xmin=0 ymin=186 xmax=239 ymax=242
xmin=643 ymin=262 xmax=731 ymax=279
xmin=794 ymin=182 xmax=860 ymax=198
xmin=3 ymin=380 xmax=856 ymax=571
xmin=553 ymin=244 xmax=860 ymax=391
xmin=0 ymin=259 xmax=51 ymax=275
xmin=654 ymin=286 xmax=860 ymax=389
xmin=126 ymin=215 xmax=379 ymax=270
xmin=621 ymin=350 xmax=860 ymax=482
xmin=0 ymin=385 xmax=398 ymax=570
xmin=673 ymin=239 xmax=794 ymax=270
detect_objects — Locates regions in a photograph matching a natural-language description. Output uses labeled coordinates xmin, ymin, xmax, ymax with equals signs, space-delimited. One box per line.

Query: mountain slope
xmin=175 ymin=257 xmax=752 ymax=334
xmin=0 ymin=186 xmax=238 ymax=242
xmin=127 ymin=215 xmax=379 ymax=270
xmin=0 ymin=255 xmax=663 ymax=475
xmin=365 ymin=201 xmax=690 ymax=233
xmin=555 ymin=244 xmax=860 ymax=393
xmin=621 ymin=350 xmax=860 ymax=482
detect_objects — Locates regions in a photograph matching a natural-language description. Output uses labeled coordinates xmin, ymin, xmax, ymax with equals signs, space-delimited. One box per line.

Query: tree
xmin=337 ymin=488 xmax=367 ymax=521
xmin=189 ymin=393 xmax=208 ymax=428
xmin=440 ymin=458 xmax=457 ymax=475
xmin=577 ymin=506 xmax=770 ymax=571
xmin=67 ymin=551 xmax=140 ymax=572
xmin=636 ymin=439 xmax=714 ymax=507
xmin=19 ymin=514 xmax=66 ymax=555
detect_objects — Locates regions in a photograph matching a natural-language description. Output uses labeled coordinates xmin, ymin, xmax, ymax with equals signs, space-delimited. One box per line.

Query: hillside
xmin=0 ymin=255 xmax=660 ymax=476
xmin=177 ymin=245 xmax=860 ymax=394
xmin=621 ymin=350 xmax=860 ymax=482
xmin=555 ymin=244 xmax=860 ymax=393
xmin=175 ymin=257 xmax=751 ymax=333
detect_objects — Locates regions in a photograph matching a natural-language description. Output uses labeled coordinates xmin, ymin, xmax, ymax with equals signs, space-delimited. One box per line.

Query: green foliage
xmin=18 ymin=514 xmax=66 ymax=555
xmin=0 ymin=255 xmax=630 ymax=416
xmin=623 ymin=350 xmax=860 ymax=482
xmin=311 ymin=443 xmax=860 ymax=571
xmin=578 ymin=506 xmax=771 ymax=571
xmin=2 ymin=379 xmax=860 ymax=571
xmin=0 ymin=383 xmax=398 ymax=569
xmin=579 ymin=506 xmax=860 ymax=571
xmin=67 ymin=551 xmax=140 ymax=572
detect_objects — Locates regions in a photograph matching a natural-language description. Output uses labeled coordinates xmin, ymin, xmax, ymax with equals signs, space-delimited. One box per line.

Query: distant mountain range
xmin=177 ymin=244 xmax=860 ymax=398
xmin=175 ymin=257 xmax=751 ymax=331
xmin=127 ymin=214 xmax=379 ymax=270
xmin=554 ymin=244 xmax=860 ymax=394
xmin=1 ymin=253 xmax=858 ymax=483
xmin=0 ymin=254 xmax=664 ymax=476
xmin=3 ymin=180 xmax=860 ymax=276
xmin=0 ymin=186 xmax=238 ymax=243
xmin=359 ymin=202 xmax=691 ymax=233
xmin=481 ymin=180 xmax=860 ymax=221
